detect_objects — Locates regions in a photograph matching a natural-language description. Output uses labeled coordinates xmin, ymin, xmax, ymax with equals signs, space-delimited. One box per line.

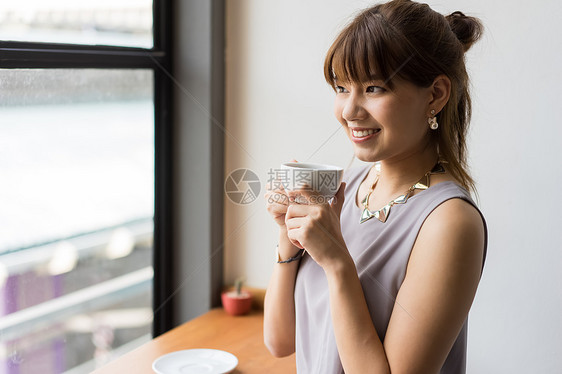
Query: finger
xmin=267 ymin=202 xmax=289 ymax=218
xmin=285 ymin=203 xmax=314 ymax=220
xmin=265 ymin=181 xmax=290 ymax=199
xmin=289 ymin=188 xmax=327 ymax=206
xmin=288 ymin=193 xmax=309 ymax=205
xmin=291 ymin=239 xmax=304 ymax=249
xmin=285 ymin=216 xmax=307 ymax=230
xmin=286 ymin=227 xmax=304 ymax=249
xmin=330 ymin=182 xmax=346 ymax=217
xmin=266 ymin=191 xmax=290 ymax=206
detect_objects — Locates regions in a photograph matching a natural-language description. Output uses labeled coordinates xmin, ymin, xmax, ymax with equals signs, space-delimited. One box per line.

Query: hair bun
xmin=446 ymin=11 xmax=483 ymax=52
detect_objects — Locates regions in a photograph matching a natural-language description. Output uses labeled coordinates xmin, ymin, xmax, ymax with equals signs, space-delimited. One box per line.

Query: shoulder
xmin=415 ymin=178 xmax=485 ymax=245
xmin=423 ymin=195 xmax=485 ymax=241
xmin=410 ymin=194 xmax=486 ymax=280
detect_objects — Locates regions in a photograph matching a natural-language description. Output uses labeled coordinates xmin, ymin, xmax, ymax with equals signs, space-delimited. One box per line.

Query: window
xmin=0 ymin=1 xmax=172 ymax=373
xmin=0 ymin=1 xmax=153 ymax=48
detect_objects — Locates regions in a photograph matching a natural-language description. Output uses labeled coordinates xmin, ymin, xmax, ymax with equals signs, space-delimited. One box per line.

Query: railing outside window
xmin=0 ymin=1 xmax=173 ymax=372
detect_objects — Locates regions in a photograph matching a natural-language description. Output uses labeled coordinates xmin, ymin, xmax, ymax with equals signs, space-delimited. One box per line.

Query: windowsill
xmin=91 ymin=308 xmax=295 ymax=374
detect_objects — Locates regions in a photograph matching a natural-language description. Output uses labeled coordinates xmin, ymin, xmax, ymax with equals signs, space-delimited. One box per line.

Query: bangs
xmin=324 ymin=11 xmax=408 ymax=90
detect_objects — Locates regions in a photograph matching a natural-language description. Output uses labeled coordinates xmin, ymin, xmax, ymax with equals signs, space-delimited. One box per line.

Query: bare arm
xmin=324 ymin=198 xmax=485 ymax=373
xmin=263 ymin=228 xmax=302 ymax=357
xmin=325 ymin=255 xmax=391 ymax=373
xmin=263 ymin=160 xmax=307 ymax=357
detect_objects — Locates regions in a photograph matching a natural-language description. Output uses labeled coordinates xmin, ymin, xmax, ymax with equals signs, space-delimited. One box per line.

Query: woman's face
xmin=333 ymin=77 xmax=433 ymax=164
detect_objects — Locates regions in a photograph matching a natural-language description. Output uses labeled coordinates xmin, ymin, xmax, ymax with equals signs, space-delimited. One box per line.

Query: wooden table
xmin=92 ymin=308 xmax=296 ymax=373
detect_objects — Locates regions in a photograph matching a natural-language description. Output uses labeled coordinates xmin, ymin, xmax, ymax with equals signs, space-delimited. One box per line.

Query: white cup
xmin=280 ymin=162 xmax=344 ymax=203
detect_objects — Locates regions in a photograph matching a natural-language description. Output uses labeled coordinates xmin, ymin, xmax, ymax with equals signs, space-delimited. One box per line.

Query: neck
xmin=376 ymin=140 xmax=438 ymax=194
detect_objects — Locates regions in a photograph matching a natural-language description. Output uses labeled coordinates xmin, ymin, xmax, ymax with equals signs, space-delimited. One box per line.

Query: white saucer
xmin=152 ymin=349 xmax=238 ymax=374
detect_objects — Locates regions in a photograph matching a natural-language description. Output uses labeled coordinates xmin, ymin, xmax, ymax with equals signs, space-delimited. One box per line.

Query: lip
xmin=349 ymin=127 xmax=378 ymax=131
xmin=349 ymin=127 xmax=380 ymax=143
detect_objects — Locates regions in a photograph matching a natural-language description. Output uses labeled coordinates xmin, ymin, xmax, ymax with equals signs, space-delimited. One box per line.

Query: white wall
xmin=224 ymin=1 xmax=562 ymax=372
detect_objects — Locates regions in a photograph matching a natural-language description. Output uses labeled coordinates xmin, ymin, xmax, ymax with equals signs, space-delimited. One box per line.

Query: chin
xmin=354 ymin=150 xmax=380 ymax=163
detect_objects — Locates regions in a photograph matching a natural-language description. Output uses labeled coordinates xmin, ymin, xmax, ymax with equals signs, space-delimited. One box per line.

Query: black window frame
xmin=0 ymin=0 xmax=174 ymax=337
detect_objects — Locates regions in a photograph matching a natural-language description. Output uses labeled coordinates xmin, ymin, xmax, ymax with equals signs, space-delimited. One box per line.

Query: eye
xmin=366 ymin=86 xmax=384 ymax=93
xmin=335 ymin=86 xmax=348 ymax=93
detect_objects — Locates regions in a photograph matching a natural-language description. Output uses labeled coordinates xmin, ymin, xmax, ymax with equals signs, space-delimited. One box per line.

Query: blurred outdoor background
xmin=0 ymin=1 xmax=154 ymax=373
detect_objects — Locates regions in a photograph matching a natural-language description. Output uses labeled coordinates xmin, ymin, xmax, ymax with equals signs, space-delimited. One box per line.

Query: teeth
xmin=352 ymin=129 xmax=376 ymax=137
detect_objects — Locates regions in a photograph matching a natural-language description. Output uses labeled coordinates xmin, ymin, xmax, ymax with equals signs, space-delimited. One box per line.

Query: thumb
xmin=330 ymin=182 xmax=346 ymax=217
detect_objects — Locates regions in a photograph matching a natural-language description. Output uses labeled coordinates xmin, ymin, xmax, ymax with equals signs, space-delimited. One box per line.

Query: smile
xmin=350 ymin=128 xmax=380 ymax=143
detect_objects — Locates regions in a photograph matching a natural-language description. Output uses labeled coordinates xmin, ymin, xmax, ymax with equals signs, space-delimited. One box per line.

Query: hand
xmin=264 ymin=159 xmax=298 ymax=229
xmin=284 ymin=182 xmax=348 ymax=269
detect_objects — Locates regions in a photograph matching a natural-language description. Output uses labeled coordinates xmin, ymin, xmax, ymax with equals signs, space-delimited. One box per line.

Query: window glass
xmin=0 ymin=69 xmax=154 ymax=373
xmin=0 ymin=1 xmax=153 ymax=48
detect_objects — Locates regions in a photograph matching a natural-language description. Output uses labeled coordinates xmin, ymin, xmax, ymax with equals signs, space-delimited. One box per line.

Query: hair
xmin=324 ymin=0 xmax=483 ymax=193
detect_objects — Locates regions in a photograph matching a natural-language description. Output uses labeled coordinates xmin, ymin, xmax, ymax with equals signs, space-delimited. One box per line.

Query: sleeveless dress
xmin=294 ymin=164 xmax=488 ymax=374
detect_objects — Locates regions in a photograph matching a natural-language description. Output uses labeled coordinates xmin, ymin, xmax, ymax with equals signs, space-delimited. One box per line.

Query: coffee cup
xmin=280 ymin=162 xmax=344 ymax=204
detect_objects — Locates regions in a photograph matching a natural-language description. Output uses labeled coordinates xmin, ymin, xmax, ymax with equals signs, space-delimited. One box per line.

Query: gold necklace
xmin=359 ymin=162 xmax=445 ymax=224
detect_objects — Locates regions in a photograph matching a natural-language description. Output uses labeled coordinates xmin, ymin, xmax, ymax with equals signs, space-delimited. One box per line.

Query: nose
xmin=341 ymin=93 xmax=366 ymax=123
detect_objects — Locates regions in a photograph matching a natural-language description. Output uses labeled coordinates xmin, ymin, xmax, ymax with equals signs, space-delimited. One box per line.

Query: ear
xmin=427 ymin=74 xmax=451 ymax=116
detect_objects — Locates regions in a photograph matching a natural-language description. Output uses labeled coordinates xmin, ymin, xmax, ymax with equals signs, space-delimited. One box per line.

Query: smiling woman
xmin=324 ymin=3 xmax=482 ymax=193
xmin=263 ymin=1 xmax=487 ymax=373
xmin=219 ymin=0 xmax=562 ymax=371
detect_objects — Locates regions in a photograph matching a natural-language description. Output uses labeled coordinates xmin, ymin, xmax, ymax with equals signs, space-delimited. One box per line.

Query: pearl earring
xmin=428 ymin=109 xmax=438 ymax=130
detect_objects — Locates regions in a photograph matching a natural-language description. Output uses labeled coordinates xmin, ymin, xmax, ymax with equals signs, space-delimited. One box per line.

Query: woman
xmin=263 ymin=1 xmax=487 ymax=373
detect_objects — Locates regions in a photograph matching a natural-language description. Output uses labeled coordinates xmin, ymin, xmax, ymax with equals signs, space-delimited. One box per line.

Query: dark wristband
xmin=276 ymin=245 xmax=305 ymax=264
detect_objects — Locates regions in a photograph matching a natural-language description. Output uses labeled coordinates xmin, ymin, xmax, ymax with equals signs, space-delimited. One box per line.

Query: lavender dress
xmin=294 ymin=164 xmax=488 ymax=374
